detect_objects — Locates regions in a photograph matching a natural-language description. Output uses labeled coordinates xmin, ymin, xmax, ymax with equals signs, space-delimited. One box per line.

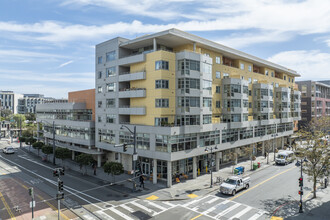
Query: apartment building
xmin=296 ymin=80 xmax=330 ymax=128
xmin=0 ymin=91 xmax=23 ymax=114
xmin=18 ymin=94 xmax=54 ymax=114
xmin=36 ymin=89 xmax=103 ymax=167
xmin=95 ymin=29 xmax=301 ymax=187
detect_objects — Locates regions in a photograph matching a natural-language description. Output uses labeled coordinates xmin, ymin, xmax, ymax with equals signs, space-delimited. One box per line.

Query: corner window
xmin=106 ymin=67 xmax=116 ymax=77
xmin=155 ymin=60 xmax=169 ymax=70
xmin=98 ymin=56 xmax=102 ymax=64
xmin=155 ymin=80 xmax=169 ymax=89
xmin=155 ymin=99 xmax=169 ymax=108
xmin=240 ymin=63 xmax=245 ymax=70
xmin=216 ymin=57 xmax=221 ymax=64
xmin=216 ymin=71 xmax=221 ymax=79
xmin=106 ymin=51 xmax=116 ymax=62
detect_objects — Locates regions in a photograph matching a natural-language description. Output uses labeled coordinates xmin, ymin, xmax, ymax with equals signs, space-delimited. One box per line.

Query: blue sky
xmin=0 ymin=0 xmax=329 ymax=98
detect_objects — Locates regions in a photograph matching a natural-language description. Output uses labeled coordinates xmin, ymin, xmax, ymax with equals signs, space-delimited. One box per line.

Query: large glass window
xmin=106 ymin=51 xmax=116 ymax=62
xmin=203 ymin=80 xmax=212 ymax=91
xmin=176 ymin=115 xmax=200 ymax=126
xmin=240 ymin=128 xmax=253 ymax=140
xmin=222 ymin=129 xmax=239 ymax=143
xmin=155 ymin=60 xmax=169 ymax=70
xmin=178 ymin=59 xmax=200 ymax=73
xmin=156 ymin=135 xmax=169 ymax=152
xmin=155 ymin=117 xmax=168 ymax=126
xmin=170 ymin=133 xmax=197 ymax=152
xmin=178 ymin=97 xmax=200 ymax=107
xmin=200 ymin=131 xmax=220 ymax=147
xmin=106 ymin=67 xmax=116 ymax=77
xmin=98 ymin=129 xmax=115 ymax=144
xmin=203 ymin=98 xmax=212 ymax=107
xmin=203 ymin=115 xmax=212 ymax=124
xmin=106 ymin=99 xmax=115 ymax=108
xmin=106 ymin=114 xmax=116 ymax=123
xmin=106 ymin=83 xmax=116 ymax=92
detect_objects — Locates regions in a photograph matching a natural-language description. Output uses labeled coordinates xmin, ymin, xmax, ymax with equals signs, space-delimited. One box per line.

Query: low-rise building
xmin=18 ymin=94 xmax=54 ymax=114
xmin=0 ymin=91 xmax=23 ymax=114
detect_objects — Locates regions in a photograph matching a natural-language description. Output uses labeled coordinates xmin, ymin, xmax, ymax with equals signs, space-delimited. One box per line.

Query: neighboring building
xmin=95 ymin=29 xmax=301 ymax=187
xmin=296 ymin=80 xmax=330 ymax=128
xmin=36 ymin=89 xmax=102 ymax=166
xmin=0 ymin=91 xmax=23 ymax=114
xmin=18 ymin=94 xmax=55 ymax=114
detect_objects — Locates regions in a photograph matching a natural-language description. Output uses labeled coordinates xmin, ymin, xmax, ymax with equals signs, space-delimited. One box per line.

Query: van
xmin=275 ymin=150 xmax=295 ymax=165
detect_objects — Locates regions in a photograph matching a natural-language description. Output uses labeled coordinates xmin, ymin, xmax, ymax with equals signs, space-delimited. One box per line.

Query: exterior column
xmin=281 ymin=137 xmax=284 ymax=149
xmin=193 ymin=42 xmax=196 ymax=52
xmin=234 ymin=148 xmax=239 ymax=165
xmin=215 ymin=152 xmax=220 ymax=171
xmin=167 ymin=161 xmax=172 ymax=188
xmin=72 ymin=151 xmax=75 ymax=160
xmin=153 ymin=38 xmax=157 ymax=51
xmin=193 ymin=156 xmax=197 ymax=179
xmin=262 ymin=141 xmax=265 ymax=155
xmin=97 ymin=154 xmax=101 ymax=168
xmin=153 ymin=159 xmax=157 ymax=184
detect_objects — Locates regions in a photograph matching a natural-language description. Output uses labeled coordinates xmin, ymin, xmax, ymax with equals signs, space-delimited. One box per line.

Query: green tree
xmin=25 ymin=113 xmax=36 ymax=121
xmin=10 ymin=114 xmax=26 ymax=129
xmin=19 ymin=136 xmax=26 ymax=143
xmin=41 ymin=145 xmax=53 ymax=161
xmin=55 ymin=148 xmax=71 ymax=168
xmin=103 ymin=161 xmax=124 ymax=183
xmin=297 ymin=116 xmax=330 ymax=198
xmin=32 ymin=141 xmax=44 ymax=156
xmin=76 ymin=154 xmax=94 ymax=175
xmin=0 ymin=109 xmax=12 ymax=119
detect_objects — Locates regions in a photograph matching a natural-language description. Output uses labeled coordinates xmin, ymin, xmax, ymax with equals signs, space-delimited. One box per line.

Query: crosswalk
xmin=92 ymin=195 xmax=268 ymax=220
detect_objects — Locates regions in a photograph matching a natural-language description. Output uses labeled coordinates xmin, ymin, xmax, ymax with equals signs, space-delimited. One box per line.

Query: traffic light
xmin=58 ymin=180 xmax=64 ymax=192
xmin=123 ymin=144 xmax=127 ymax=152
xmin=60 ymin=168 xmax=65 ymax=176
xmin=53 ymin=169 xmax=59 ymax=177
xmin=28 ymin=188 xmax=34 ymax=197
xmin=298 ymin=190 xmax=303 ymax=195
xmin=299 ymin=177 xmax=303 ymax=187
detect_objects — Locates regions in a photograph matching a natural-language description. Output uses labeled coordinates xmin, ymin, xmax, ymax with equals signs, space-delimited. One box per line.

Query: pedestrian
xmin=325 ymin=177 xmax=328 ymax=188
xmin=93 ymin=163 xmax=96 ymax=175
xmin=264 ymin=152 xmax=267 ymax=159
xmin=139 ymin=175 xmax=145 ymax=188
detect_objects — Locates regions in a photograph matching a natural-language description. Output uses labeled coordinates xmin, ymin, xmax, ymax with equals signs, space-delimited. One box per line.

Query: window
xmin=248 ymin=65 xmax=252 ymax=72
xmin=284 ymin=76 xmax=286 ymax=80
xmin=97 ymin=86 xmax=103 ymax=93
xmin=223 ymin=73 xmax=229 ymax=77
xmin=271 ymin=72 xmax=274 ymax=77
xmin=106 ymin=114 xmax=116 ymax=123
xmin=241 ymin=76 xmax=244 ymax=80
xmin=155 ymin=99 xmax=169 ymax=108
xmin=253 ymin=79 xmax=258 ymax=83
xmin=106 ymin=99 xmax=115 ymax=108
xmin=203 ymin=80 xmax=212 ymax=91
xmin=155 ymin=80 xmax=169 ymax=89
xmin=249 ymin=102 xmax=252 ymax=108
xmin=216 ymin=101 xmax=221 ymax=108
xmin=155 ymin=117 xmax=168 ymax=126
xmin=98 ymin=101 xmax=102 ymax=108
xmin=248 ymin=78 xmax=252 ymax=84
xmin=178 ymin=59 xmax=200 ymax=74
xmin=98 ymin=116 xmax=102 ymax=122
xmin=203 ymin=98 xmax=212 ymax=107
xmin=98 ymin=56 xmax=102 ymax=64
xmin=155 ymin=60 xmax=169 ymax=70
xmin=106 ymin=51 xmax=116 ymax=62
xmin=203 ymin=115 xmax=212 ymax=124
xmin=216 ymin=71 xmax=221 ymax=79
xmin=106 ymin=83 xmax=116 ymax=92
xmin=275 ymin=83 xmax=279 ymax=88
xmin=216 ymin=86 xmax=221 ymax=93
xmin=106 ymin=67 xmax=116 ymax=77
xmin=240 ymin=63 xmax=245 ymax=70
xmin=265 ymin=70 xmax=269 ymax=76
xmin=97 ymin=71 xmax=102 ymax=79
xmin=216 ymin=57 xmax=221 ymax=64
xmin=178 ymin=97 xmax=200 ymax=107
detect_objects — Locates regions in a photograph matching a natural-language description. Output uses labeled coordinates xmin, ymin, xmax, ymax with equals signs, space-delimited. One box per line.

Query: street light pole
xmin=205 ymin=146 xmax=218 ymax=188
xmin=19 ymin=117 xmax=22 ymax=148
xmin=52 ymin=121 xmax=56 ymax=165
xmin=299 ymin=159 xmax=303 ymax=213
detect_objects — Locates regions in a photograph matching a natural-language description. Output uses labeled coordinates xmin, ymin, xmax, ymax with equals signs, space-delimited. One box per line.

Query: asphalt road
xmin=0 ymin=139 xmax=323 ymax=220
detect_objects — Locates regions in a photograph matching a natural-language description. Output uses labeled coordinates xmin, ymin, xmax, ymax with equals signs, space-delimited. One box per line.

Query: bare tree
xmin=297 ymin=116 xmax=330 ymax=198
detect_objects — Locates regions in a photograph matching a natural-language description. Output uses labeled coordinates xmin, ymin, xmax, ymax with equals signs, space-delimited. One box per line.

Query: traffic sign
xmin=30 ymin=201 xmax=35 ymax=208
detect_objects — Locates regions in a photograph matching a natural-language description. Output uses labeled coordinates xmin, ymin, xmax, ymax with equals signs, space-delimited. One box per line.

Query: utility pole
xmin=53 ymin=121 xmax=56 ymax=165
xmin=19 ymin=117 xmax=22 ymax=148
xmin=28 ymin=187 xmax=34 ymax=219
xmin=205 ymin=146 xmax=218 ymax=188
xmin=296 ymin=158 xmax=306 ymax=213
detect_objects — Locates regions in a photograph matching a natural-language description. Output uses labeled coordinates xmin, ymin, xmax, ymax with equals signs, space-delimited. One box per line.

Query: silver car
xmin=3 ymin=146 xmax=15 ymax=154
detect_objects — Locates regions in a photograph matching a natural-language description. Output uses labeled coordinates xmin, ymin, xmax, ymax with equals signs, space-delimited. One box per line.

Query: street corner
xmin=271 ymin=216 xmax=283 ymax=220
xmin=187 ymin=193 xmax=199 ymax=199
xmin=145 ymin=195 xmax=159 ymax=200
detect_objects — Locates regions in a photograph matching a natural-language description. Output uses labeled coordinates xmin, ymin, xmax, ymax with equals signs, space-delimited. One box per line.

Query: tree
xmin=55 ymin=148 xmax=71 ymax=168
xmin=297 ymin=116 xmax=330 ymax=198
xmin=19 ymin=136 xmax=26 ymax=143
xmin=0 ymin=109 xmax=12 ymax=119
xmin=10 ymin=114 xmax=26 ymax=128
xmin=76 ymin=154 xmax=94 ymax=175
xmin=25 ymin=113 xmax=36 ymax=121
xmin=41 ymin=145 xmax=53 ymax=161
xmin=32 ymin=141 xmax=44 ymax=156
xmin=103 ymin=161 xmax=124 ymax=183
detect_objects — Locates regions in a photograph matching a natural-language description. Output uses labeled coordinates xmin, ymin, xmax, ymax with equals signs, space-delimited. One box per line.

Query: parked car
xmin=3 ymin=146 xmax=15 ymax=154
xmin=275 ymin=150 xmax=295 ymax=165
xmin=220 ymin=176 xmax=250 ymax=196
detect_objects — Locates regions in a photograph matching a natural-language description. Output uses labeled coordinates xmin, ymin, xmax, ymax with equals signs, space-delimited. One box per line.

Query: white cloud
xmin=268 ymin=50 xmax=330 ymax=80
xmin=58 ymin=60 xmax=74 ymax=68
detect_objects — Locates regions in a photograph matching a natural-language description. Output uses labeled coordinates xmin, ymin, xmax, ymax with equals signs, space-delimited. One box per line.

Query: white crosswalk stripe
xmin=229 ymin=206 xmax=253 ymax=220
xmin=248 ymin=210 xmax=267 ymax=220
xmin=215 ymin=203 xmax=241 ymax=219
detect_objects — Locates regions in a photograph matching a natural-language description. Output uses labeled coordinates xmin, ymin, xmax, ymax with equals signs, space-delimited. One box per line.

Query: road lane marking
xmin=109 ymin=207 xmax=135 ymax=220
xmin=146 ymin=200 xmax=167 ymax=211
xmin=190 ymin=214 xmax=202 ymax=220
xmin=0 ymin=192 xmax=16 ymax=220
xmin=214 ymin=203 xmax=240 ymax=218
xmin=230 ymin=166 xmax=296 ymax=201
xmin=131 ymin=200 xmax=156 ymax=215
xmin=229 ymin=206 xmax=252 ymax=220
xmin=206 ymin=197 xmax=219 ymax=204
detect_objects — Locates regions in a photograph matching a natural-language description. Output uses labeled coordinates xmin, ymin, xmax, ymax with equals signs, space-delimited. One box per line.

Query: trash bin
xmin=253 ymin=163 xmax=258 ymax=170
xmin=258 ymin=162 xmax=261 ymax=168
xmin=235 ymin=166 xmax=244 ymax=174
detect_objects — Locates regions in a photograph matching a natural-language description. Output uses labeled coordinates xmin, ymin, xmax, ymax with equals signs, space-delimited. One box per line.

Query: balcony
xmin=118 ymin=106 xmax=146 ymax=115
xmin=118 ymin=71 xmax=146 ymax=82
xmin=118 ymin=88 xmax=146 ymax=98
xmin=118 ymin=53 xmax=146 ymax=66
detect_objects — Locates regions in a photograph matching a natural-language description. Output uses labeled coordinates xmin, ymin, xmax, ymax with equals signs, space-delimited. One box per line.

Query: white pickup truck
xmin=220 ymin=176 xmax=250 ymax=196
